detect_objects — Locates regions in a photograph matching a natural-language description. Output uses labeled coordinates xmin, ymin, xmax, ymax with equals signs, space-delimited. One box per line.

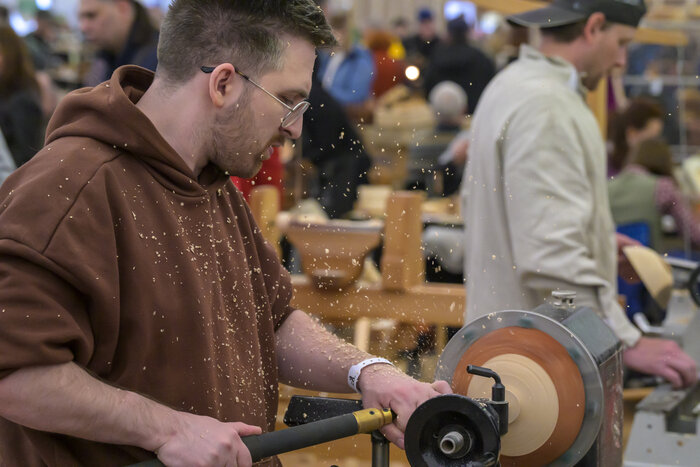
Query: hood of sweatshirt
xmin=46 ymin=65 xmax=226 ymax=196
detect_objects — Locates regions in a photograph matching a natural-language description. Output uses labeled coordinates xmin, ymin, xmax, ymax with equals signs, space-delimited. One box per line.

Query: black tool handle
xmin=126 ymin=412 xmax=360 ymax=466
xmin=243 ymin=411 xmax=359 ymax=462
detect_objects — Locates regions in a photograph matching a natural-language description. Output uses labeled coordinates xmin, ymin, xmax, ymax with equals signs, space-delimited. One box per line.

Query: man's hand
xmin=623 ymin=337 xmax=698 ymax=389
xmin=451 ymin=138 xmax=470 ymax=166
xmin=156 ymin=412 xmax=261 ymax=467
xmin=616 ymin=233 xmax=642 ymax=284
xmin=356 ymin=364 xmax=452 ymax=449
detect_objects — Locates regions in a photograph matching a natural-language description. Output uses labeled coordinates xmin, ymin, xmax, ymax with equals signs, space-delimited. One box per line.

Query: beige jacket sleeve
xmin=501 ymin=97 xmax=641 ymax=347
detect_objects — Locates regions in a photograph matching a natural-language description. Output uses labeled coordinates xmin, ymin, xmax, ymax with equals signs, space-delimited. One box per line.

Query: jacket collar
xmin=518 ymin=44 xmax=587 ymax=97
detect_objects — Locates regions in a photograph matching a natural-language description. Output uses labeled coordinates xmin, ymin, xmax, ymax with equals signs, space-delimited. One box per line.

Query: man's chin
xmin=227 ymin=162 xmax=262 ymax=180
xmin=582 ymin=75 xmax=603 ymax=92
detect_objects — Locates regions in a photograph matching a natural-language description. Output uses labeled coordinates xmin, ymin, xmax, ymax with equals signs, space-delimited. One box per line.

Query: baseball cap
xmin=508 ymin=0 xmax=647 ymax=29
xmin=417 ymin=8 xmax=434 ymax=22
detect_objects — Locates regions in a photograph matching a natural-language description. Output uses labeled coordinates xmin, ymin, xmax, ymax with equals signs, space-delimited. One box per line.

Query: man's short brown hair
xmin=157 ymin=0 xmax=336 ymax=84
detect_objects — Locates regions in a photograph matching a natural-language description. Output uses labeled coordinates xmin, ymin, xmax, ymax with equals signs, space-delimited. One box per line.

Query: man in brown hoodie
xmin=0 ymin=1 xmax=450 ymax=466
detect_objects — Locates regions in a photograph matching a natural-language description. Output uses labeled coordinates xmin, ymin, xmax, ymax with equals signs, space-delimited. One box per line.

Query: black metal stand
xmin=371 ymin=430 xmax=390 ymax=467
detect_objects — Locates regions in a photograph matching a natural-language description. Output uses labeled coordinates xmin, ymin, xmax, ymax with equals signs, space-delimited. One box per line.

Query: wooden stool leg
xmin=249 ymin=186 xmax=281 ymax=258
xmin=354 ymin=317 xmax=371 ymax=353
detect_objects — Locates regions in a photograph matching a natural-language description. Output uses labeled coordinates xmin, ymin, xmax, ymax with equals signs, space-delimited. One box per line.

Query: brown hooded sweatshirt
xmin=0 ymin=66 xmax=293 ymax=466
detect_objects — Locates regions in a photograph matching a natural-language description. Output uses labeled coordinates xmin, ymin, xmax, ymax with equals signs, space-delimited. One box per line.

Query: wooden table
xmin=291 ymin=276 xmax=465 ymax=327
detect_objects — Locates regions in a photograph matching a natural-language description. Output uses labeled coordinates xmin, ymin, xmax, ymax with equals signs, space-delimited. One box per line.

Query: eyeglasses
xmin=201 ymin=66 xmax=310 ymax=129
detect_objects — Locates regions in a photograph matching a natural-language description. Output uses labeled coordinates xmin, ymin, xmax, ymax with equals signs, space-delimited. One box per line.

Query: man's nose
xmin=281 ymin=118 xmax=303 ymax=140
xmin=79 ymin=20 xmax=90 ymax=35
xmin=616 ymin=47 xmax=628 ymax=68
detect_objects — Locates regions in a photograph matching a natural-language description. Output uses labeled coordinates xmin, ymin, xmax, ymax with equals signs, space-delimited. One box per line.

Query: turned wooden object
xmin=381 ymin=191 xmax=425 ymax=291
xmin=249 ymin=185 xmax=282 ymax=258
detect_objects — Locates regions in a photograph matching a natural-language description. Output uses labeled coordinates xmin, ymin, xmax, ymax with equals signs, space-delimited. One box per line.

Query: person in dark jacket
xmin=402 ymin=8 xmax=441 ymax=67
xmin=303 ymin=59 xmax=371 ymax=218
xmin=0 ymin=26 xmax=43 ymax=167
xmin=423 ymin=15 xmax=495 ymax=115
xmin=79 ymin=0 xmax=159 ymax=86
xmin=24 ymin=9 xmax=62 ymax=72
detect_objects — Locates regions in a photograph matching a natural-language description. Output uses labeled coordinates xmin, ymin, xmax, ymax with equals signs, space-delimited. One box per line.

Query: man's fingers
xmin=234 ymin=439 xmax=253 ymax=467
xmin=232 ymin=423 xmax=262 ymax=437
xmin=431 ymin=380 xmax=452 ymax=394
xmin=667 ymin=355 xmax=698 ymax=388
xmin=387 ymin=398 xmax=417 ymax=430
xmin=657 ymin=365 xmax=683 ymax=389
xmin=380 ymin=423 xmax=405 ymax=450
xmin=392 ymin=406 xmax=412 ymax=432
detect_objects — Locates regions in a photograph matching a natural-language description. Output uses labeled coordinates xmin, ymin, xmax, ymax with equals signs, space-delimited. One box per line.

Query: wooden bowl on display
xmin=285 ymin=220 xmax=383 ymax=290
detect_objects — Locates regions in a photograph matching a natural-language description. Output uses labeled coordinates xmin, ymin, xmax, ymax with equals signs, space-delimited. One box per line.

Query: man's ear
xmin=583 ymin=12 xmax=606 ymax=44
xmin=207 ymin=64 xmax=244 ymax=109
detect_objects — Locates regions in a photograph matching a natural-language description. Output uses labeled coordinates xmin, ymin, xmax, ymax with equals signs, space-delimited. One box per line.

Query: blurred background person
xmin=608 ymin=96 xmax=665 ymax=177
xmin=303 ymin=59 xmax=371 ymax=219
xmin=318 ymin=12 xmax=375 ymax=122
xmin=365 ymin=28 xmax=406 ymax=99
xmin=23 ymin=10 xmax=61 ymax=119
xmin=609 ymin=138 xmax=700 ymax=252
xmin=79 ymin=0 xmax=159 ymax=86
xmin=388 ymin=17 xmax=409 ymax=60
xmin=423 ymin=14 xmax=495 ymax=115
xmin=24 ymin=10 xmax=62 ymax=72
xmin=411 ymin=80 xmax=469 ymax=197
xmin=404 ymin=81 xmax=468 ymax=197
xmin=0 ymin=129 xmax=16 ymax=186
xmin=0 ymin=25 xmax=44 ymax=168
xmin=402 ymin=7 xmax=441 ymax=69
xmin=431 ymin=81 xmax=470 ymax=197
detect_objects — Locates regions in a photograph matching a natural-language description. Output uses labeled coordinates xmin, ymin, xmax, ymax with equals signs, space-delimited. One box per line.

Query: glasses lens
xmin=282 ymin=101 xmax=310 ymax=128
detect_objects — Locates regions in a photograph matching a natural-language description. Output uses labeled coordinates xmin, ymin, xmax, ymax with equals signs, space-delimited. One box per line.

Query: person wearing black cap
xmin=462 ymin=0 xmax=697 ymax=399
xmin=402 ymin=7 xmax=441 ymax=67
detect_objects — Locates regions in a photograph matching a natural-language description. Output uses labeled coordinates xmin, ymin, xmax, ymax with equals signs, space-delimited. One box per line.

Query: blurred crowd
xmin=0 ymin=0 xmax=699 ymax=241
xmin=0 ymin=0 xmax=161 ymax=177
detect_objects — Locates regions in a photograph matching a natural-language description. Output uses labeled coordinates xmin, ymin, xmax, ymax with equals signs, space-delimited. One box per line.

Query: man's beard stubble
xmin=207 ymin=90 xmax=265 ymax=178
xmin=579 ymin=71 xmax=603 ymax=92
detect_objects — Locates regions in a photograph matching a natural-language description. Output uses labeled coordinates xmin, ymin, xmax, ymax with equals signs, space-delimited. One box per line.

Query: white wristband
xmin=347 ymin=357 xmax=394 ymax=393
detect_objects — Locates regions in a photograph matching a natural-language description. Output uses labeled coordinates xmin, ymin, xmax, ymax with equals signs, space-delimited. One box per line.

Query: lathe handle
xmin=127 ymin=407 xmax=393 ymax=466
xmin=244 ymin=411 xmax=358 ymax=462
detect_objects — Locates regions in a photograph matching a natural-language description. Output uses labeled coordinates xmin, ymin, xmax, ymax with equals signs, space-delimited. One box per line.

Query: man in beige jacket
xmin=462 ymin=0 xmax=697 ymax=388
